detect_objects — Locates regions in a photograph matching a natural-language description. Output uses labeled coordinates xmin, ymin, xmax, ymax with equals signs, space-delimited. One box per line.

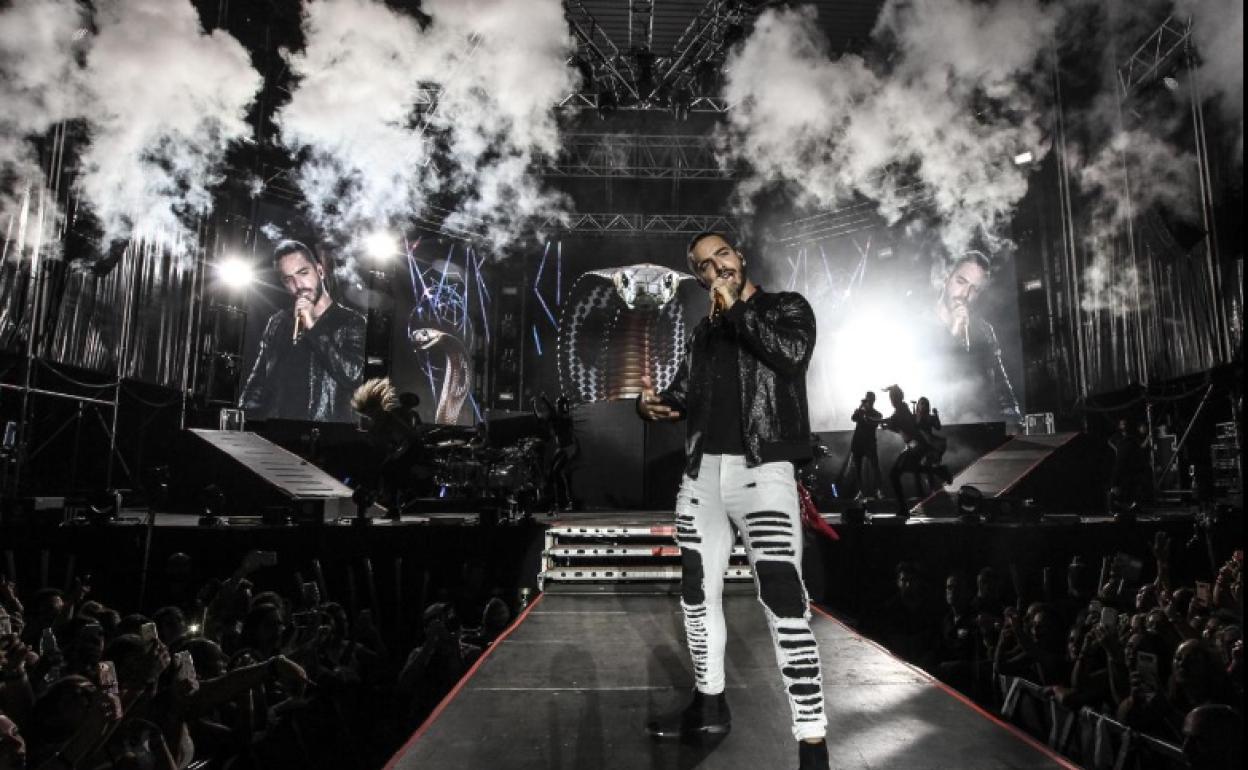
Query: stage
xmin=386 ymin=591 xmax=1077 ymax=769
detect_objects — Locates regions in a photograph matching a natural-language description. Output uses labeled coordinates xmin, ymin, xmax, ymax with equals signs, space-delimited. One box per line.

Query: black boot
xmin=798 ymin=739 xmax=829 ymax=770
xmin=646 ymin=690 xmax=731 ymax=740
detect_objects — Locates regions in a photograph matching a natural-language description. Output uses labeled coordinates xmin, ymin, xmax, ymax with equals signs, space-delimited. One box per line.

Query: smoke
xmin=1080 ymin=250 xmax=1147 ymax=315
xmin=422 ymin=0 xmax=576 ymax=253
xmin=276 ymin=0 xmax=574 ymax=263
xmin=76 ymin=0 xmax=261 ymax=246
xmin=1176 ymin=0 xmax=1243 ymax=151
xmin=1077 ymin=129 xmax=1199 ymax=237
xmin=275 ymin=0 xmax=434 ymax=250
xmin=0 ymin=0 xmax=86 ymax=223
xmin=720 ymin=1 xmax=1056 ymax=256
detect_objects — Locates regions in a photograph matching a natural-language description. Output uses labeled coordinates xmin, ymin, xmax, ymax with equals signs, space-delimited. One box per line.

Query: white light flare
xmin=364 ymin=230 xmax=396 ymax=262
xmin=216 ymin=256 xmax=254 ymax=288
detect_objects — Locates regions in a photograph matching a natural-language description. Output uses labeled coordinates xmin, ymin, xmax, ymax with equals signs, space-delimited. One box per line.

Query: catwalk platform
xmin=386 ymin=592 xmax=1077 ymax=770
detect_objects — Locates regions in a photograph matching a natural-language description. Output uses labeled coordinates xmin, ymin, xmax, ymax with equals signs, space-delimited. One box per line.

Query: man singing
xmin=929 ymin=251 xmax=1021 ymax=424
xmin=637 ymin=232 xmax=829 ymax=770
xmin=239 ymin=240 xmax=366 ymax=422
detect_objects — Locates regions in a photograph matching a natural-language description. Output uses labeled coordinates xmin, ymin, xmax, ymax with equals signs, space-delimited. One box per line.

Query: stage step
xmin=546 ymin=545 xmax=747 ymax=558
xmin=543 ymin=564 xmax=754 ymax=583
xmin=540 ymin=514 xmax=752 ymax=589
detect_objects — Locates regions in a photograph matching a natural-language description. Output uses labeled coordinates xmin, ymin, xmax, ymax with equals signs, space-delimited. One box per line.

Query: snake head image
xmin=410 ymin=328 xmax=448 ymax=350
xmin=609 ymin=264 xmax=685 ymax=311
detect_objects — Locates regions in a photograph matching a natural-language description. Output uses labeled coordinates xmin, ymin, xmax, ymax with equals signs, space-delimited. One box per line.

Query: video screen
xmin=238 ymin=241 xmax=366 ymax=424
xmin=774 ymin=230 xmax=1026 ymax=430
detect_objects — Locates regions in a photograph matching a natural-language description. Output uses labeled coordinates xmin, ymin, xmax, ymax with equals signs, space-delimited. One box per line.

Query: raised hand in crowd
xmin=0 ymin=577 xmax=21 ymax=617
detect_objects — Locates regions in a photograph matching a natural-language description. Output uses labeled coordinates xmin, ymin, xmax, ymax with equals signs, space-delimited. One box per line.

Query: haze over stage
xmin=388 ymin=593 xmax=1072 ymax=770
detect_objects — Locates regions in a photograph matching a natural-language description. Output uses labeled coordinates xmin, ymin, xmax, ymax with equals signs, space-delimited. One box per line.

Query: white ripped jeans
xmin=674 ymin=453 xmax=828 ymax=741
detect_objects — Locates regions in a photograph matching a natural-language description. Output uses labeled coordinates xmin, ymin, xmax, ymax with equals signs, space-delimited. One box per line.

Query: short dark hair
xmin=951 ymin=250 xmax=991 ymax=275
xmin=686 ymin=231 xmax=736 ymax=261
xmin=273 ymin=239 xmax=317 ymax=269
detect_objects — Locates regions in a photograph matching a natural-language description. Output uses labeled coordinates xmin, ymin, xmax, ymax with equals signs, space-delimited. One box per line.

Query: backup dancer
xmin=637 ymin=232 xmax=829 ymax=770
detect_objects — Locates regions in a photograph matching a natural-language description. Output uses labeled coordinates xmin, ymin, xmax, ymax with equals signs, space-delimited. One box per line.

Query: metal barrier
xmin=997 ymin=676 xmax=1189 ymax=770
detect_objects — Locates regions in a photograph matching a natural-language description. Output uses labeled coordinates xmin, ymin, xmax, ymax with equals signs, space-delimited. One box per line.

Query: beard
xmin=294 ymin=282 xmax=324 ymax=305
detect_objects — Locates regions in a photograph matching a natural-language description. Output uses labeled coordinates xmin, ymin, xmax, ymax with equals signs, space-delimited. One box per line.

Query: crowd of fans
xmin=862 ymin=530 xmax=1243 ymax=769
xmin=0 ymin=551 xmax=514 ymax=769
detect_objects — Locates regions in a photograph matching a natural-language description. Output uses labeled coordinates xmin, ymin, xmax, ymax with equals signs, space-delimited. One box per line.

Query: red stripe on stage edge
xmin=809 ymin=604 xmax=1084 ymax=770
xmin=384 ymin=592 xmax=547 ymax=770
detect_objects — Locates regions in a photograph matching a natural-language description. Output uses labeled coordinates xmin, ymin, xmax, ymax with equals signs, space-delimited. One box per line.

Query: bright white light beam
xmin=365 ymin=230 xmax=397 ymax=261
xmin=216 ymin=256 xmax=254 ymax=288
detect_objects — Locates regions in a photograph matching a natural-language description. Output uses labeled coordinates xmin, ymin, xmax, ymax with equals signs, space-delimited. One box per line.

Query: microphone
xmin=292 ymin=306 xmax=302 ymax=341
xmin=708 ymin=269 xmax=732 ymax=320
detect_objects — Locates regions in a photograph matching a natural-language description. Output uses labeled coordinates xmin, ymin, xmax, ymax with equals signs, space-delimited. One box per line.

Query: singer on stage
xmin=239 ymin=240 xmax=366 ymax=422
xmin=928 ymin=251 xmax=1021 ymax=424
xmin=637 ymin=232 xmax=830 ymax=770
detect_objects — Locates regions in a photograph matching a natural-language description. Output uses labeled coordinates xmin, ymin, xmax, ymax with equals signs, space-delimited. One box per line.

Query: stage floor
xmin=386 ymin=593 xmax=1075 ymax=770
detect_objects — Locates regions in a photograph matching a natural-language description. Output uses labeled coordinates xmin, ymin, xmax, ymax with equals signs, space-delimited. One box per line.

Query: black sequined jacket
xmin=239 ymin=302 xmax=366 ymax=422
xmin=655 ymin=287 xmax=816 ymax=479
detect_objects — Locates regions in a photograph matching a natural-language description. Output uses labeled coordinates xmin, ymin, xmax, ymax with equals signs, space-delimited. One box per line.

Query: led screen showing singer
xmin=239 ymin=240 xmax=366 ymax=422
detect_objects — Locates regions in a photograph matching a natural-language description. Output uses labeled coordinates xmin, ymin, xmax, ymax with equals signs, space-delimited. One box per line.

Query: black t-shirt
xmin=272 ymin=334 xmax=314 ymax=419
xmin=703 ymin=318 xmax=745 ymax=455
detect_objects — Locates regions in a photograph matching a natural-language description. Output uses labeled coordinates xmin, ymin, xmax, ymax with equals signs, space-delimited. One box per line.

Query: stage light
xmin=957 ymin=485 xmax=983 ymax=523
xmin=830 ymin=309 xmax=927 ymax=411
xmin=1012 ymin=151 xmax=1034 ymax=166
xmin=216 ymin=256 xmax=254 ymax=288
xmin=365 ymin=230 xmax=396 ymax=261
xmin=1162 ymin=76 xmax=1180 ymax=92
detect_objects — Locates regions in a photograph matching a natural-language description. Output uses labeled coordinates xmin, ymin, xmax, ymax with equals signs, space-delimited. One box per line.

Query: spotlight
xmin=364 ymin=230 xmax=396 ymax=262
xmin=1161 ymin=76 xmax=1180 ymax=92
xmin=957 ymin=485 xmax=983 ymax=524
xmin=1012 ymin=151 xmax=1034 ymax=166
xmin=216 ymin=256 xmax=254 ymax=289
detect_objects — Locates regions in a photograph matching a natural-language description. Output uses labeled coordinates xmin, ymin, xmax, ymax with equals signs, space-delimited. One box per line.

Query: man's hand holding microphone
xmin=637 ymin=376 xmax=681 ymax=422
xmin=708 ymin=269 xmax=740 ymax=320
xmin=292 ymin=295 xmax=315 ymax=341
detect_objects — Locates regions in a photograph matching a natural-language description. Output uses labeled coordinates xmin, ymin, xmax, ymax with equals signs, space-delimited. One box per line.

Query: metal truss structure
xmin=545 ymin=133 xmax=730 ymax=179
xmin=774 ymin=182 xmax=930 ymax=247
xmin=540 ymin=212 xmax=739 ymax=235
xmin=1117 ymin=15 xmax=1192 ymax=99
xmin=565 ymin=0 xmax=753 ymax=111
xmin=556 ymin=92 xmax=731 ymax=113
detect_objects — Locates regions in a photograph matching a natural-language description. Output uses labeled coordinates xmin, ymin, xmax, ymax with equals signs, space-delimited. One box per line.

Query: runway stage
xmin=386 ymin=592 xmax=1078 ymax=770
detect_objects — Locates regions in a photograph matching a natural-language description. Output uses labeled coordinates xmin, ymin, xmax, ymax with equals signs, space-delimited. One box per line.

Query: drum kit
xmin=425 ymin=429 xmax=545 ymax=515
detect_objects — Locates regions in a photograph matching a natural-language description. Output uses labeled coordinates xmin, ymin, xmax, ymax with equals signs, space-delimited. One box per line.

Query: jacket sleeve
xmin=658 ymin=344 xmax=690 ymax=420
xmin=724 ymin=292 xmax=816 ymax=376
xmin=306 ymin=311 xmax=365 ymax=387
xmin=239 ymin=315 xmax=281 ymax=411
